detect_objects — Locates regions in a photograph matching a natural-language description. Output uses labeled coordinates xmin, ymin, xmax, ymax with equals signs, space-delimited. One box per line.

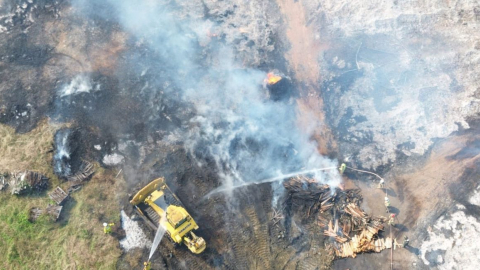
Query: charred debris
xmin=7 ymin=171 xmax=49 ymax=195
xmin=283 ymin=176 xmax=397 ymax=258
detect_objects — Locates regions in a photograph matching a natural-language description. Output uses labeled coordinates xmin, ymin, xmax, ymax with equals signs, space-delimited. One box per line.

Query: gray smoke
xmin=72 ymin=0 xmax=341 ymax=195
xmin=53 ymin=128 xmax=72 ymax=177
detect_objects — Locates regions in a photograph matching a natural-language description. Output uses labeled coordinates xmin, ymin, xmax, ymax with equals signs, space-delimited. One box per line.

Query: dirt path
xmin=276 ymin=0 xmax=336 ymax=155
xmin=276 ymin=0 xmax=321 ymax=83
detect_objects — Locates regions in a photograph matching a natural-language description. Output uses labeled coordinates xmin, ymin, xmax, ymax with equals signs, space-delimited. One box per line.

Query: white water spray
xmin=205 ymin=166 xmax=338 ymax=198
xmin=148 ymin=214 xmax=166 ymax=261
xmin=147 ymin=197 xmax=167 ymax=261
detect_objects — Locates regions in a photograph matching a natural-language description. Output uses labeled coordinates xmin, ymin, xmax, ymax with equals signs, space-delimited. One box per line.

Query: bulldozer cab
xmin=145 ymin=189 xmax=167 ymax=216
xmin=167 ymin=206 xmax=189 ymax=228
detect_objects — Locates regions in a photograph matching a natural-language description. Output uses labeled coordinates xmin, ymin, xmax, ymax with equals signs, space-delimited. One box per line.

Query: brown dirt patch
xmin=43 ymin=9 xmax=127 ymax=76
xmin=276 ymin=0 xmax=323 ymax=83
xmin=276 ymin=0 xmax=336 ymax=155
xmin=393 ymin=133 xmax=480 ymax=236
xmin=88 ymin=31 xmax=127 ymax=74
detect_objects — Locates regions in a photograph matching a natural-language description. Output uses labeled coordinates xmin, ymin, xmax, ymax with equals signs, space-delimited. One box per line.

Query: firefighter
xmin=103 ymin=222 xmax=114 ymax=234
xmin=377 ymin=179 xmax=385 ymax=188
xmin=384 ymin=196 xmax=390 ymax=213
xmin=339 ymin=163 xmax=346 ymax=175
xmin=403 ymin=235 xmax=409 ymax=248
xmin=388 ymin=214 xmax=396 ymax=226
xmin=143 ymin=261 xmax=151 ymax=270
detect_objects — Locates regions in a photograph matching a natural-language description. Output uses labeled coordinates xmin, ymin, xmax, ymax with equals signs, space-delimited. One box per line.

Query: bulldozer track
xmin=145 ymin=207 xmax=161 ymax=225
xmin=245 ymin=206 xmax=271 ymax=269
xmin=273 ymin=247 xmax=296 ymax=270
xmin=164 ymin=188 xmax=183 ymax=207
xmin=228 ymin=229 xmax=249 ymax=270
xmin=138 ymin=181 xmax=333 ymax=270
xmin=215 ymin=188 xmax=274 ymax=270
xmin=296 ymin=255 xmax=321 ymax=270
xmin=130 ymin=154 xmax=333 ymax=270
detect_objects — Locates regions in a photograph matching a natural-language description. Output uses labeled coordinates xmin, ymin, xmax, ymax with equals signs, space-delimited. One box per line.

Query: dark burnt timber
xmin=266 ymin=76 xmax=294 ymax=101
xmin=283 ymin=176 xmax=392 ymax=258
xmin=10 ymin=171 xmax=49 ymax=195
xmin=63 ymin=161 xmax=95 ymax=194
xmin=67 ymin=160 xmax=94 ymax=183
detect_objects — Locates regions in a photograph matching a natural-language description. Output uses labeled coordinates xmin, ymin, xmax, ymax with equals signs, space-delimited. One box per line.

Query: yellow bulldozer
xmin=130 ymin=178 xmax=206 ymax=254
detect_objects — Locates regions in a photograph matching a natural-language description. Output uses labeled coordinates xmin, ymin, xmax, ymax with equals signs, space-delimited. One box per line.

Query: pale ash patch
xmin=119 ymin=210 xmax=152 ymax=251
xmin=420 ymin=210 xmax=480 ymax=270
xmin=468 ymin=188 xmax=480 ymax=206
xmin=102 ymin=153 xmax=124 ymax=166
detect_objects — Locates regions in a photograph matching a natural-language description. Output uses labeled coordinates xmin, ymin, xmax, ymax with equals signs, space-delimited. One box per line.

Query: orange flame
xmin=266 ymin=72 xmax=282 ymax=85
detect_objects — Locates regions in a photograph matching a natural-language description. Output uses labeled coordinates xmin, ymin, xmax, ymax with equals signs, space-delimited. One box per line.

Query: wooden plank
xmin=29 ymin=207 xmax=43 ymax=222
xmin=46 ymin=204 xmax=63 ymax=221
xmin=49 ymin=186 xmax=69 ymax=205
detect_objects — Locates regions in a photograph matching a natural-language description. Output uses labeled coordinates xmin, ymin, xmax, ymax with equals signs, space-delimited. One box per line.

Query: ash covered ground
xmin=1 ymin=0 xmax=480 ymax=269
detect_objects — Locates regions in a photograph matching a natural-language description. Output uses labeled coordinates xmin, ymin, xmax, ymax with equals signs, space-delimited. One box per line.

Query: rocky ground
xmin=1 ymin=0 xmax=479 ymax=269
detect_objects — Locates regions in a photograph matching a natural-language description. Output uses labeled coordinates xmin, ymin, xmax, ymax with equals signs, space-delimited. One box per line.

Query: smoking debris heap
xmin=284 ymin=176 xmax=396 ymax=258
xmin=8 ymin=171 xmax=49 ymax=195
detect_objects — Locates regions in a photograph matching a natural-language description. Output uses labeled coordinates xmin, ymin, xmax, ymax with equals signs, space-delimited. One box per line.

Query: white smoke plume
xmin=58 ymin=75 xmax=97 ymax=97
xmin=72 ymin=0 xmax=341 ymax=197
xmin=53 ymin=128 xmax=72 ymax=177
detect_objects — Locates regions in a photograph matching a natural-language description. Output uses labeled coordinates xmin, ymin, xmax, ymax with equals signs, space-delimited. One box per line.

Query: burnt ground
xmin=327 ymin=119 xmax=480 ymax=270
xmin=116 ymin=139 xmax=334 ymax=270
xmin=275 ymin=0 xmax=480 ymax=269
xmin=1 ymin=0 xmax=480 ymax=270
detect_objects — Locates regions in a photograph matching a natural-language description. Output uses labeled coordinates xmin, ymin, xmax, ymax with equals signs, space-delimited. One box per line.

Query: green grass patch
xmin=0 ymin=122 xmax=123 ymax=270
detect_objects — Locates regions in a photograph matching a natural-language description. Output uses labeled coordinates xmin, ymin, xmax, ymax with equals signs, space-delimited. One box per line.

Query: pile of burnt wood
xmin=284 ymin=176 xmax=391 ymax=258
xmin=66 ymin=160 xmax=95 ymax=193
xmin=9 ymin=171 xmax=49 ymax=195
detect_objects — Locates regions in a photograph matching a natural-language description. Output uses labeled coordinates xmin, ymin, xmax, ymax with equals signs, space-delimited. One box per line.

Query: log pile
xmin=318 ymin=215 xmax=329 ymax=228
xmin=344 ymin=203 xmax=366 ymax=218
xmin=283 ymin=176 xmax=334 ymax=214
xmin=283 ymin=176 xmax=331 ymax=200
xmin=333 ymin=219 xmax=389 ymax=258
xmin=284 ymin=176 xmax=390 ymax=259
xmin=324 ymin=220 xmax=348 ymax=243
